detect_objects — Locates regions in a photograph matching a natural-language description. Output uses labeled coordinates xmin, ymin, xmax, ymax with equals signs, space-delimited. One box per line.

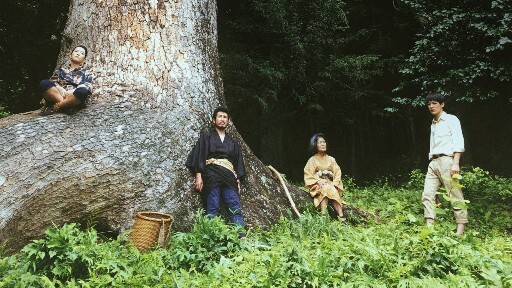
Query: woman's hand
xmin=317 ymin=179 xmax=327 ymax=186
xmin=309 ymin=188 xmax=320 ymax=197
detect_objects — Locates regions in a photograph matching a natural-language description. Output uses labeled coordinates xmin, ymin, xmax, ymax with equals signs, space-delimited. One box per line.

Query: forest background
xmin=0 ymin=0 xmax=511 ymax=183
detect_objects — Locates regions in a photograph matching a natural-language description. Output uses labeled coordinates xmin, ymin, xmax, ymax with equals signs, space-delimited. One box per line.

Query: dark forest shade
xmin=0 ymin=0 xmax=70 ymax=114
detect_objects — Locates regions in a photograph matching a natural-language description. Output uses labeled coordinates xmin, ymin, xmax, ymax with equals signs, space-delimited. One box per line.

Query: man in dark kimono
xmin=186 ymin=106 xmax=246 ymax=236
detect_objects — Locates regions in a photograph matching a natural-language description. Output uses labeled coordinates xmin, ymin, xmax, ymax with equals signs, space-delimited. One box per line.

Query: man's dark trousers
xmin=206 ymin=184 xmax=245 ymax=228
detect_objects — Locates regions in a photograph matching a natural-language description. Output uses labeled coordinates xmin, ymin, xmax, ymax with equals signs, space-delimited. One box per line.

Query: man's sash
xmin=205 ymin=158 xmax=237 ymax=178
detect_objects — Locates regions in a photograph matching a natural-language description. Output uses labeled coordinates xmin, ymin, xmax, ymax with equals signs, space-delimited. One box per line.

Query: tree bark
xmin=0 ymin=0 xmax=307 ymax=251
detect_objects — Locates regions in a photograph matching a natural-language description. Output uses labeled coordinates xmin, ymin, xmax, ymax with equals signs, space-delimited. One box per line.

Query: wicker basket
xmin=129 ymin=211 xmax=174 ymax=251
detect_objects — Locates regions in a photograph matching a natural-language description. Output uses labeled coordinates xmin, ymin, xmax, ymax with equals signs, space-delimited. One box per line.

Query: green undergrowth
xmin=1 ymin=168 xmax=511 ymax=287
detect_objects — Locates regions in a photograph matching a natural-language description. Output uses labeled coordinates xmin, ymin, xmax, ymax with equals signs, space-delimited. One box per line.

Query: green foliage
xmin=220 ymin=0 xmax=408 ymax=126
xmin=395 ymin=167 xmax=512 ymax=232
xmin=406 ymin=169 xmax=425 ymax=190
xmin=1 ymin=170 xmax=511 ymax=287
xmin=163 ymin=211 xmax=244 ymax=273
xmin=461 ymin=167 xmax=512 ymax=231
xmin=21 ymin=223 xmax=92 ymax=281
xmin=19 ymin=223 xmax=135 ymax=284
xmin=345 ymin=178 xmax=420 ymax=221
xmin=221 ymin=0 xmax=353 ymax=115
xmin=0 ymin=104 xmax=10 ymax=118
xmin=463 ymin=167 xmax=512 ymax=200
xmin=397 ymin=0 xmax=512 ymax=104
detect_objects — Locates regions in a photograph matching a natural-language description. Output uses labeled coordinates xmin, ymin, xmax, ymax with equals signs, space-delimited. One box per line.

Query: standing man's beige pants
xmin=422 ymin=155 xmax=468 ymax=224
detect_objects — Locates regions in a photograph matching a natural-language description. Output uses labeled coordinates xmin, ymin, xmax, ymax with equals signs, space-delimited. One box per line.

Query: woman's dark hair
xmin=72 ymin=45 xmax=88 ymax=57
xmin=212 ymin=106 xmax=230 ymax=119
xmin=425 ymin=92 xmax=445 ymax=104
xmin=309 ymin=133 xmax=326 ymax=154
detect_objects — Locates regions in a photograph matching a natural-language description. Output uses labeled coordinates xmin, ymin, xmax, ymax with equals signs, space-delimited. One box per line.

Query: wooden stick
xmin=268 ymin=165 xmax=302 ymax=218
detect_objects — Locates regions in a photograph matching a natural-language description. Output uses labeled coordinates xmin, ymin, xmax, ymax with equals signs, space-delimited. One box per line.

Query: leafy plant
xmin=461 ymin=167 xmax=512 ymax=231
xmin=17 ymin=223 xmax=138 ymax=285
xmin=406 ymin=169 xmax=425 ymax=190
xmin=163 ymin=210 xmax=245 ymax=273
xmin=0 ymin=104 xmax=10 ymax=118
xmin=22 ymin=223 xmax=95 ymax=281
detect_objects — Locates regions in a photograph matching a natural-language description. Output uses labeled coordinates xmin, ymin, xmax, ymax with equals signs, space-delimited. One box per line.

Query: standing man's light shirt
xmin=429 ymin=111 xmax=465 ymax=159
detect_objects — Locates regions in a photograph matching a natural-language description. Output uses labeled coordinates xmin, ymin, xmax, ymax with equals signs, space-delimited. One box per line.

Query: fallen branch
xmin=268 ymin=165 xmax=302 ymax=218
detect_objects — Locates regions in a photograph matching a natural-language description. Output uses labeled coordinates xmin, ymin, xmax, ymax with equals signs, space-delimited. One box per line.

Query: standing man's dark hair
xmin=212 ymin=106 xmax=230 ymax=120
xmin=422 ymin=92 xmax=468 ymax=235
xmin=425 ymin=92 xmax=445 ymax=104
xmin=186 ymin=106 xmax=246 ymax=238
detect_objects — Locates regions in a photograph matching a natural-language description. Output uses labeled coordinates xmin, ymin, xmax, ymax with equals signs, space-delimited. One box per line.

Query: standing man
xmin=186 ymin=106 xmax=246 ymax=237
xmin=422 ymin=92 xmax=468 ymax=235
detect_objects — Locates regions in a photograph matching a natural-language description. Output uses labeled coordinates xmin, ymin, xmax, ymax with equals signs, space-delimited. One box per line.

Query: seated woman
xmin=40 ymin=45 xmax=93 ymax=115
xmin=304 ymin=133 xmax=345 ymax=219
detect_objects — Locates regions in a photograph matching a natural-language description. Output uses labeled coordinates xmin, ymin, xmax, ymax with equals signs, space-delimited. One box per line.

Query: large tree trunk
xmin=0 ymin=0 xmax=307 ymax=251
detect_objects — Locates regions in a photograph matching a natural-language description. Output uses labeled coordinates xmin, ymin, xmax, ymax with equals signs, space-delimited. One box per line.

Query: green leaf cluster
xmin=0 ymin=104 xmax=9 ymax=119
xmin=461 ymin=167 xmax=512 ymax=231
xmin=163 ymin=211 xmax=244 ymax=273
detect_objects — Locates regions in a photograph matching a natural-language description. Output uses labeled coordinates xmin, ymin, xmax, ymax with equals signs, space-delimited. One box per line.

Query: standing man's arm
xmin=195 ymin=173 xmax=203 ymax=191
xmin=194 ymin=133 xmax=208 ymax=192
xmin=186 ymin=132 xmax=209 ymax=192
xmin=451 ymin=152 xmax=462 ymax=176
xmin=450 ymin=116 xmax=465 ymax=176
xmin=234 ymin=140 xmax=246 ymax=192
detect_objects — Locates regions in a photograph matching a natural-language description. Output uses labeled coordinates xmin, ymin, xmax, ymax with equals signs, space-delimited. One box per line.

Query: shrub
xmin=0 ymin=104 xmax=10 ymax=119
xmin=461 ymin=167 xmax=512 ymax=232
xmin=12 ymin=223 xmax=140 ymax=286
xmin=163 ymin=211 xmax=244 ymax=273
xmin=406 ymin=169 xmax=425 ymax=190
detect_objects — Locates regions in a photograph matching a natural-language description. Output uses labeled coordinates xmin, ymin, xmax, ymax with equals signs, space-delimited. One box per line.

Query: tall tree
xmin=0 ymin=0 xmax=305 ymax=250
